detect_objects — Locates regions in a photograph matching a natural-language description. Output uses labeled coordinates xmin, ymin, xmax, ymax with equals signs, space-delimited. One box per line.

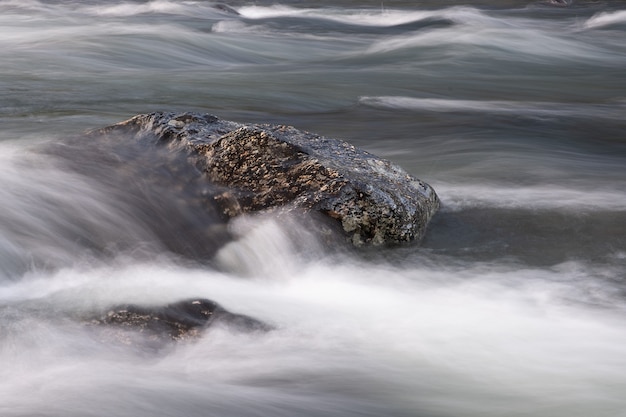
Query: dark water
xmin=1 ymin=1 xmax=626 ymax=416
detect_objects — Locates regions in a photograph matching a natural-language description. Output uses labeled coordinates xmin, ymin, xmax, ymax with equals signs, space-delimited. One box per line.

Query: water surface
xmin=1 ymin=1 xmax=626 ymax=416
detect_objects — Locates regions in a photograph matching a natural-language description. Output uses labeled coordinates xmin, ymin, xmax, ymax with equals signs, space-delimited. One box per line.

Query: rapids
xmin=1 ymin=1 xmax=626 ymax=416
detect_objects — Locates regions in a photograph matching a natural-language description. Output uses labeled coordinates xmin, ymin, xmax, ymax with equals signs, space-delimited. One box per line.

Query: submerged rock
xmin=91 ymin=298 xmax=270 ymax=347
xmin=92 ymin=112 xmax=439 ymax=246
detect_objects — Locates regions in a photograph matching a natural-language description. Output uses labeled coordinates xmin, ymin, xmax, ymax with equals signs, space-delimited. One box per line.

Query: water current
xmin=1 ymin=1 xmax=626 ymax=416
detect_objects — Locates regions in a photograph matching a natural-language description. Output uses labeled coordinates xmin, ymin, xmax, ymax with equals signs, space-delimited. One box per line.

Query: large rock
xmin=92 ymin=112 xmax=439 ymax=246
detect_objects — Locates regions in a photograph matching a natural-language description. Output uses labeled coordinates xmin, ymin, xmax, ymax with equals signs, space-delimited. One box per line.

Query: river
xmin=1 ymin=1 xmax=626 ymax=416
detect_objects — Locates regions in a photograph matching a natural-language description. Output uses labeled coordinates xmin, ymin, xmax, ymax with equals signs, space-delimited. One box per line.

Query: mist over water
xmin=1 ymin=1 xmax=626 ymax=416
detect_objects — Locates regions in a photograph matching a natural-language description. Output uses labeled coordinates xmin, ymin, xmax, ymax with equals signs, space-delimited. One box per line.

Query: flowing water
xmin=2 ymin=1 xmax=626 ymax=416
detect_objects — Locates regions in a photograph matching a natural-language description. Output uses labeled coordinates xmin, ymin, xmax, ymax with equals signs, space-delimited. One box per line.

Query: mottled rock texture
xmin=91 ymin=298 xmax=270 ymax=347
xmin=92 ymin=112 xmax=440 ymax=245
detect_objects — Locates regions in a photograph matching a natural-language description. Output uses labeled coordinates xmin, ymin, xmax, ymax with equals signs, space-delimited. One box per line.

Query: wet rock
xmin=92 ymin=112 xmax=440 ymax=246
xmin=213 ymin=3 xmax=240 ymax=15
xmin=548 ymin=0 xmax=571 ymax=6
xmin=91 ymin=298 xmax=270 ymax=347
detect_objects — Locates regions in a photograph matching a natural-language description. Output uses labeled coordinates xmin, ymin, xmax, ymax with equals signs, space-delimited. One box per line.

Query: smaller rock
xmin=91 ymin=298 xmax=270 ymax=349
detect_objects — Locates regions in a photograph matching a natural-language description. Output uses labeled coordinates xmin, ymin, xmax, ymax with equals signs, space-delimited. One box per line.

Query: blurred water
xmin=1 ymin=1 xmax=626 ymax=416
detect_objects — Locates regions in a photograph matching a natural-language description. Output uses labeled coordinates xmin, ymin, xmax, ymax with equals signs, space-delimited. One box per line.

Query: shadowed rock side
xmin=90 ymin=298 xmax=270 ymax=349
xmin=92 ymin=112 xmax=440 ymax=246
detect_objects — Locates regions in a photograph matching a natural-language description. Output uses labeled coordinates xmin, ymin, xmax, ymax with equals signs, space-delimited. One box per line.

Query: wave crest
xmin=359 ymin=96 xmax=626 ymax=120
xmin=584 ymin=10 xmax=626 ymax=29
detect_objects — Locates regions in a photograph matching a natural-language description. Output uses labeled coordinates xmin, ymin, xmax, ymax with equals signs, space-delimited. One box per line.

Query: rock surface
xmin=92 ymin=112 xmax=440 ymax=245
xmin=91 ymin=298 xmax=270 ymax=347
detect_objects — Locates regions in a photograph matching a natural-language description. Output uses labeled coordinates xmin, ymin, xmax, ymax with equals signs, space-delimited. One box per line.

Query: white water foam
xmin=432 ymin=182 xmax=626 ymax=212
xmin=584 ymin=10 xmax=626 ymax=29
xmin=364 ymin=14 xmax=621 ymax=64
xmin=84 ymin=0 xmax=195 ymax=17
xmin=359 ymin=96 xmax=626 ymax=120
xmin=236 ymin=5 xmax=482 ymax=27
xmin=0 ymin=144 xmax=163 ymax=278
xmin=1 ymin=237 xmax=626 ymax=416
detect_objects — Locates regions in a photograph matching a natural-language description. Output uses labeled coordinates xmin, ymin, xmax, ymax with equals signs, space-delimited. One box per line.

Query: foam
xmin=584 ymin=10 xmax=626 ymax=29
xmin=359 ymin=96 xmax=626 ymax=120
